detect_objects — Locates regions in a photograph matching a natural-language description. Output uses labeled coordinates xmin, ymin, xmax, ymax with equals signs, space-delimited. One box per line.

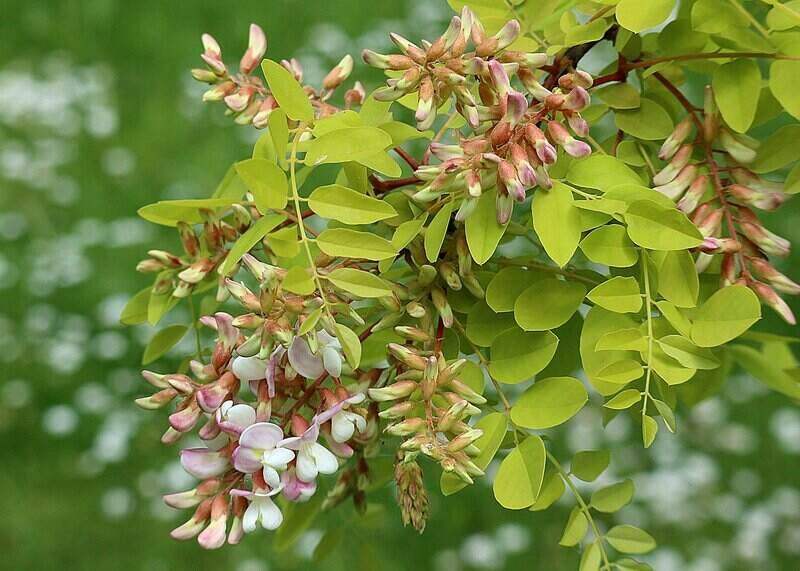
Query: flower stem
xmin=640 ymin=250 xmax=654 ymax=445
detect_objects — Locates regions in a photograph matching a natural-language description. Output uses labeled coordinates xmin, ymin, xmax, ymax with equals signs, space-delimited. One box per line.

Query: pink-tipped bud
xmin=416 ymin=77 xmax=436 ymax=130
xmin=240 ymin=24 xmax=267 ymax=74
xmin=509 ymin=143 xmax=536 ymax=187
xmin=344 ymin=81 xmax=366 ymax=108
xmin=653 ymin=144 xmax=694 ymax=186
xmin=135 ymin=388 xmax=178 ymax=410
xmin=751 ymin=281 xmax=796 ymax=324
xmin=728 ymin=184 xmax=787 ymax=211
xmin=322 ymin=54 xmax=354 ymax=90
xmin=389 ymin=32 xmax=427 ymax=64
xmin=719 ymin=129 xmax=758 ymax=164
xmin=493 ymin=19 xmax=521 ymax=52
xmin=368 ymin=380 xmax=418 ymax=402
xmin=699 ymin=236 xmax=741 ymax=254
xmin=197 ymin=495 xmax=229 ymax=550
xmin=658 ymin=116 xmax=693 ymax=160
xmin=566 ymin=112 xmax=589 ymax=138
xmin=488 ymin=60 xmax=512 ymax=97
xmin=498 ymin=160 xmax=526 ymax=201
xmin=563 ymin=86 xmax=590 ymax=111
xmin=749 ymin=258 xmax=800 ymax=294
xmin=739 ymin=208 xmax=791 ymax=257
xmin=654 ymin=164 xmax=698 ymax=201
xmin=695 ymin=207 xmax=724 ymax=238
xmin=496 ymin=191 xmax=514 ymax=225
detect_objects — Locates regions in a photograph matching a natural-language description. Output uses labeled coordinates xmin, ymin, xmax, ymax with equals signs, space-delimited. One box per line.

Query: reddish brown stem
xmin=652 ymin=72 xmax=751 ymax=279
xmin=369 ymin=174 xmax=422 ymax=193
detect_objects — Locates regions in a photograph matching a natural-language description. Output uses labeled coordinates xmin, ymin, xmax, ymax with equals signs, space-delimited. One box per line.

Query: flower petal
xmin=288 ymin=337 xmax=325 ymax=379
xmin=262 ymin=465 xmax=281 ymax=489
xmin=310 ymin=442 xmax=339 ymax=475
xmin=239 ymin=422 xmax=283 ymax=449
xmin=263 ymin=447 xmax=295 ymax=470
xmin=226 ymin=403 xmax=256 ymax=430
xmin=180 ymin=448 xmax=229 ymax=479
xmin=242 ymin=501 xmax=259 ymax=533
xmin=296 ymin=449 xmax=318 ymax=482
xmin=232 ymin=355 xmax=268 ymax=382
xmin=331 ymin=412 xmax=355 ymax=443
xmin=258 ymin=497 xmax=283 ymax=530
xmin=322 ymin=346 xmax=343 ymax=378
xmin=232 ymin=446 xmax=262 ymax=473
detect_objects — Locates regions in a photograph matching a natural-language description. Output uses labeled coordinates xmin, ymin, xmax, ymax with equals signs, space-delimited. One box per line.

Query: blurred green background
xmin=1 ymin=1 xmax=799 ymax=570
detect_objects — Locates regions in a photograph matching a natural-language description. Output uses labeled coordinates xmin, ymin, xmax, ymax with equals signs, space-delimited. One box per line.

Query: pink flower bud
xmin=739 ymin=208 xmax=790 ymax=257
xmin=368 ymin=381 xmax=418 ymax=402
xmin=498 ymin=160 xmax=526 ymax=201
xmin=170 ymin=404 xmax=202 ymax=433
xmin=240 ymin=24 xmax=267 ymax=74
xmin=566 ymin=112 xmax=589 ymax=137
xmin=699 ymin=237 xmax=741 ymax=254
xmin=197 ymin=495 xmax=229 ymax=550
xmin=493 ymin=19 xmax=521 ymax=52
xmin=658 ymin=116 xmax=693 ymax=160
xmin=653 ymin=144 xmax=694 ymax=186
xmin=322 ymin=54 xmax=354 ymax=90
xmin=751 ymin=281 xmax=796 ymax=324
xmin=564 ymin=86 xmax=590 ymax=111
xmin=749 ymin=257 xmax=800 ymax=294
xmin=654 ymin=164 xmax=698 ymax=201
xmin=135 ymin=388 xmax=178 ymax=410
xmin=728 ymin=184 xmax=787 ymax=211
xmin=171 ymin=499 xmax=212 ymax=540
xmin=389 ymin=32 xmax=427 ymax=64
xmin=495 ymin=191 xmax=514 ymax=225
xmin=180 ymin=448 xmax=230 ymax=480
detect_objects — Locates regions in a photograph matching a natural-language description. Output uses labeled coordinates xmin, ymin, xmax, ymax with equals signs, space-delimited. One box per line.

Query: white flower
xmin=317 ymin=393 xmax=367 ymax=443
xmin=281 ymin=422 xmax=339 ymax=483
xmin=233 ymin=487 xmax=283 ymax=532
xmin=288 ymin=331 xmax=343 ymax=379
xmin=216 ymin=400 xmax=256 ymax=436
xmin=233 ymin=422 xmax=295 ymax=488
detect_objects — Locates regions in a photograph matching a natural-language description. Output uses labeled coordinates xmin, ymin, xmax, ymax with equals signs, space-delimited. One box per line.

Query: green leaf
xmin=316 ymin=229 xmax=397 ymax=260
xmin=268 ymin=109 xmax=289 ymax=167
xmin=530 ymin=469 xmax=566 ymax=512
xmin=138 ymin=198 xmax=238 ymax=227
xmin=596 ymin=359 xmax=645 ymax=385
xmin=691 ymin=285 xmax=761 ymax=347
xmin=653 ymin=250 xmax=699 ymax=308
xmin=282 ymin=266 xmax=315 ymax=295
xmin=511 ymin=376 xmax=588 ymax=428
xmin=220 ymin=214 xmax=286 ymax=275
xmin=267 ymin=225 xmax=300 ymax=258
xmin=587 ymin=276 xmax=642 ymax=313
xmin=335 ymin=323 xmax=361 ymax=369
xmin=142 ymin=324 xmax=188 ymax=365
xmin=466 ymin=302 xmax=518 ymax=347
xmin=379 ymin=120 xmax=433 ymax=146
xmin=616 ymin=0 xmax=675 ymax=32
xmin=658 ymin=335 xmax=720 ymax=369
xmin=120 ymin=287 xmax=151 ymax=325
xmin=596 ymin=328 xmax=648 ymax=352
xmin=767 ymin=0 xmax=800 ymax=31
xmin=559 ymin=507 xmax=588 ymax=547
xmin=147 ymin=290 xmax=180 ymax=326
xmin=624 ymin=200 xmax=703 ymax=250
xmin=571 ymin=450 xmax=610 ymax=482
xmin=606 ymin=525 xmax=657 ymax=554
xmin=235 ymin=158 xmax=288 ymax=212
xmin=594 ymin=83 xmax=641 ymax=109
xmin=442 ymin=412 xmax=507 ymax=495
xmin=391 ymin=214 xmax=428 ymax=249
xmin=486 ymin=267 xmax=544 ymax=312
xmin=604 ymin=388 xmax=642 ymax=410
xmin=771 ymin=60 xmax=800 ymax=120
xmin=466 ymin=189 xmax=509 ymax=264
xmin=533 ymin=181 xmax=583 ymax=267
xmin=580 ymin=542 xmax=602 ymax=571
xmin=653 ymin=398 xmax=677 ymax=433
xmin=642 ymin=415 xmax=658 ymax=447
xmin=305 ymin=127 xmax=392 ymax=166
xmin=298 ymin=308 xmax=322 ymax=336
xmin=713 ymin=59 xmax=761 ymax=133
xmin=308 ymin=184 xmax=396 ymax=225
xmin=580 ymin=225 xmax=639 ymax=267
xmin=493 ymin=436 xmax=547 ymax=510
xmin=514 ymin=278 xmax=586 ymax=331
xmin=261 ymin=59 xmax=313 ymax=123
xmin=424 ymin=201 xmax=454 ymax=262
xmin=615 ymin=98 xmax=675 ymax=140
xmin=489 ymin=330 xmax=560 ymax=384
xmin=564 ymin=18 xmax=611 ymax=45
xmin=605 ymin=183 xmax=676 ymax=209
xmin=656 ymin=300 xmax=693 ymax=338
xmin=566 ymin=155 xmax=641 ymax=192
xmin=749 ymin=124 xmax=800 ymax=173
xmin=591 ymin=479 xmax=635 ymax=513
xmin=729 ymin=343 xmax=800 ymax=399
xmin=581 ymin=307 xmax=640 ymax=395
xmin=326 ymin=268 xmax=392 ymax=298
xmin=692 ymin=0 xmax=750 ymax=33
xmin=458 ymin=360 xmax=485 ymax=395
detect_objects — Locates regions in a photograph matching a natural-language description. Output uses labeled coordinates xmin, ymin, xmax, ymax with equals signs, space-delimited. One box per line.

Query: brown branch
xmin=369 ymin=174 xmax=422 ymax=194
xmin=393 ymin=146 xmax=420 ymax=170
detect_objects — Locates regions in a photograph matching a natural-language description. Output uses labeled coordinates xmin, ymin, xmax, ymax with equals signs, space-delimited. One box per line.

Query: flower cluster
xmin=370 ymin=345 xmax=484 ymax=484
xmin=192 ymin=24 xmax=362 ymax=127
xmin=365 ymin=7 xmax=593 ymax=224
xmin=653 ymin=86 xmax=798 ymax=324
